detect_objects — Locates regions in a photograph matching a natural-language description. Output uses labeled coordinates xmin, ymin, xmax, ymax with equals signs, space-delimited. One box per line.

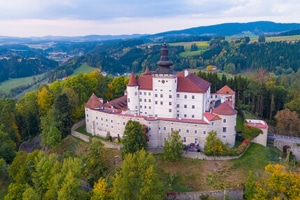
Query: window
xmin=160 ymin=94 xmax=163 ymax=98
xmin=203 ymin=131 xmax=206 ymax=134
xmin=211 ymin=122 xmax=214 ymax=126
xmin=179 ymin=128 xmax=182 ymax=132
xmin=140 ymin=99 xmax=142 ymax=102
xmin=171 ymin=128 xmax=173 ymax=132
xmin=111 ymin=120 xmax=113 ymax=123
xmin=149 ymin=106 xmax=151 ymax=109
xmin=169 ymin=95 xmax=172 ymax=98
xmin=223 ymin=127 xmax=227 ymax=132
xmin=195 ymin=138 xmax=198 ymax=144
xmin=86 ymin=114 xmax=89 ymax=117
xmin=155 ymin=94 xmax=158 ymax=97
xmin=183 ymin=137 xmax=186 ymax=142
xmin=163 ymin=127 xmax=166 ymax=130
xmin=177 ymin=114 xmax=179 ymax=117
xmin=160 ymin=101 xmax=163 ymax=105
xmin=222 ymin=135 xmax=226 ymax=138
xmin=184 ymin=105 xmax=187 ymax=108
xmin=144 ymin=99 xmax=146 ymax=102
xmin=177 ymin=94 xmax=180 ymax=98
xmin=192 ymin=105 xmax=195 ymax=109
xmin=169 ymin=102 xmax=172 ymax=105
xmin=186 ymin=129 xmax=189 ymax=133
xmin=135 ymin=92 xmax=137 ymax=96
xmin=144 ymin=106 xmax=146 ymax=109
xmin=139 ymin=92 xmax=142 ymax=95
xmin=192 ymin=115 xmax=194 ymax=118
xmin=123 ymin=122 xmax=125 ymax=125
xmin=192 ymin=95 xmax=195 ymax=99
xmin=177 ymin=104 xmax=179 ymax=108
xmin=169 ymin=109 xmax=172 ymax=112
xmin=128 ymin=98 xmax=130 ymax=102
xmin=148 ymin=99 xmax=151 ymax=102
xmin=184 ymin=114 xmax=187 ymax=117
xmin=148 ymin=92 xmax=151 ymax=95
xmin=96 ymin=116 xmax=98 ymax=119
xmin=194 ymin=130 xmax=198 ymax=134
xmin=223 ymin=119 xmax=227 ymax=123
xmin=184 ymin=95 xmax=187 ymax=99
xmin=155 ymin=101 xmax=158 ymax=104
xmin=144 ymin=92 xmax=146 ymax=95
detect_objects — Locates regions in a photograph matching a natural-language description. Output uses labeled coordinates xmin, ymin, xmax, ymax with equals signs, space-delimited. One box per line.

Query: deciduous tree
xmin=163 ymin=131 xmax=183 ymax=161
xmin=111 ymin=149 xmax=165 ymax=200
xmin=204 ymin=131 xmax=224 ymax=156
xmin=121 ymin=120 xmax=147 ymax=159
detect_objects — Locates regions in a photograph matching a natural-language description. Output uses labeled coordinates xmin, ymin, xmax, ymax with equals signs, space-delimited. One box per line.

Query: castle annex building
xmin=85 ymin=43 xmax=237 ymax=149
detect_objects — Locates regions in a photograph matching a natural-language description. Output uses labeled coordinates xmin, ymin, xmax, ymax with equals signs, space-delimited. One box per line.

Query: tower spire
xmin=155 ymin=43 xmax=174 ymax=74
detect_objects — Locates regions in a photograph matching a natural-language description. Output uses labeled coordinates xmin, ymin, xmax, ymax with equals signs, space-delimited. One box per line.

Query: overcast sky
xmin=1 ymin=0 xmax=300 ymax=37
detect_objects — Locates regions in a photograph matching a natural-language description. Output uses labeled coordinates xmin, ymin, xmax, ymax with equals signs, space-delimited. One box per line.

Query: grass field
xmin=0 ymin=73 xmax=46 ymax=94
xmin=72 ymin=62 xmax=98 ymax=75
xmin=155 ymin=143 xmax=283 ymax=191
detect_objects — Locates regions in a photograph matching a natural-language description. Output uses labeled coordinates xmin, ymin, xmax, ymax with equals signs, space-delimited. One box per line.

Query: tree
xmin=190 ymin=43 xmax=198 ymax=51
xmin=258 ymin=35 xmax=266 ymax=43
xmin=16 ymin=91 xmax=40 ymax=140
xmin=41 ymin=125 xmax=62 ymax=149
xmin=224 ymin=63 xmax=235 ymax=74
xmin=52 ymin=93 xmax=73 ymax=138
xmin=91 ymin=177 xmax=110 ymax=200
xmin=163 ymin=131 xmax=183 ymax=161
xmin=121 ymin=120 xmax=147 ymax=159
xmin=204 ymin=131 xmax=224 ymax=156
xmin=0 ymin=129 xmax=16 ymax=164
xmin=250 ymin=164 xmax=300 ymax=199
xmin=111 ymin=149 xmax=165 ymax=200
xmin=244 ymin=170 xmax=255 ymax=200
xmin=84 ymin=140 xmax=106 ymax=186
xmin=275 ymin=108 xmax=300 ymax=136
xmin=37 ymin=86 xmax=53 ymax=116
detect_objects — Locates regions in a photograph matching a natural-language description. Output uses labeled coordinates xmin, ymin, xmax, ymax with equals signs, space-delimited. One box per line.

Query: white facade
xmin=85 ymin=43 xmax=237 ymax=149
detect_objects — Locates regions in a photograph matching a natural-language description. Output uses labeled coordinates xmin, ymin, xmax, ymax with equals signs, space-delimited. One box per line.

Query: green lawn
xmin=72 ymin=63 xmax=98 ymax=75
xmin=0 ymin=73 xmax=46 ymax=94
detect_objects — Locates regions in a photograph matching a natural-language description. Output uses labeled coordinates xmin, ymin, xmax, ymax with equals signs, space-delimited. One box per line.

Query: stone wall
xmin=165 ymin=188 xmax=243 ymax=200
xmin=71 ymin=119 xmax=91 ymax=142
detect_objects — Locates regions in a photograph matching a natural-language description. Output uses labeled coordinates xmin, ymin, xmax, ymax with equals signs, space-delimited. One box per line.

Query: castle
xmin=85 ymin=43 xmax=237 ymax=149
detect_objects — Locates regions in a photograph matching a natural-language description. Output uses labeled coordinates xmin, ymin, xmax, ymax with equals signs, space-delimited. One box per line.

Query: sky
xmin=1 ymin=0 xmax=300 ymax=37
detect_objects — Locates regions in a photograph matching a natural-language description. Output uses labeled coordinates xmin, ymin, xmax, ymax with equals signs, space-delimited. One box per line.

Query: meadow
xmin=0 ymin=73 xmax=46 ymax=94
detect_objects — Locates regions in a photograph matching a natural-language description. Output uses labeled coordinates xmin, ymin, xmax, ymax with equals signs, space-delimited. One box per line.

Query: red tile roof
xmin=127 ymin=72 xmax=138 ymax=86
xmin=104 ymin=95 xmax=128 ymax=110
xmin=144 ymin=67 xmax=151 ymax=75
xmin=85 ymin=93 xmax=103 ymax=109
xmin=177 ymin=73 xmax=211 ymax=93
xmin=137 ymin=74 xmax=153 ymax=90
xmin=217 ymin=85 xmax=235 ymax=94
xmin=213 ymin=102 xmax=237 ymax=115
xmin=204 ymin=112 xmax=221 ymax=121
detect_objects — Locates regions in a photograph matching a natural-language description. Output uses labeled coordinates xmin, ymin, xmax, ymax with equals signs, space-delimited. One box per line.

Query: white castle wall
xmin=85 ymin=107 xmax=236 ymax=149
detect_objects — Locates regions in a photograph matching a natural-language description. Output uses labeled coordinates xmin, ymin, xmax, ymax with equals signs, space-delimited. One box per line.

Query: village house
xmin=85 ymin=43 xmax=237 ymax=150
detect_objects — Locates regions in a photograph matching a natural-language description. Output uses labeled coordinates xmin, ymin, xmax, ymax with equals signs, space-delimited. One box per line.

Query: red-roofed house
xmin=85 ymin=43 xmax=237 ymax=149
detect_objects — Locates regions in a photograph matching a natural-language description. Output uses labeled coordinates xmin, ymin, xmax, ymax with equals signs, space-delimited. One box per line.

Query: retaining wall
xmin=165 ymin=188 xmax=243 ymax=200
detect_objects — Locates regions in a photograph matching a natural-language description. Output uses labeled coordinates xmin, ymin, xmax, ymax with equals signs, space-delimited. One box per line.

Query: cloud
xmin=1 ymin=0 xmax=300 ymax=36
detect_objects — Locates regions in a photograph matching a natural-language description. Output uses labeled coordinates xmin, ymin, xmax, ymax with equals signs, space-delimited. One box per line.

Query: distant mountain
xmin=0 ymin=34 xmax=146 ymax=44
xmin=1 ymin=21 xmax=300 ymax=44
xmin=150 ymin=21 xmax=300 ymax=37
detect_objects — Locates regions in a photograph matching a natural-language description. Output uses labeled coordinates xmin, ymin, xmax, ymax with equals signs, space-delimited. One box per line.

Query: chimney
xmin=184 ymin=69 xmax=189 ymax=77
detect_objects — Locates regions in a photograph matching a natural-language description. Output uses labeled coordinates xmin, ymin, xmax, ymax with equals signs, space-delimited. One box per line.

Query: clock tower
xmin=153 ymin=43 xmax=177 ymax=118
